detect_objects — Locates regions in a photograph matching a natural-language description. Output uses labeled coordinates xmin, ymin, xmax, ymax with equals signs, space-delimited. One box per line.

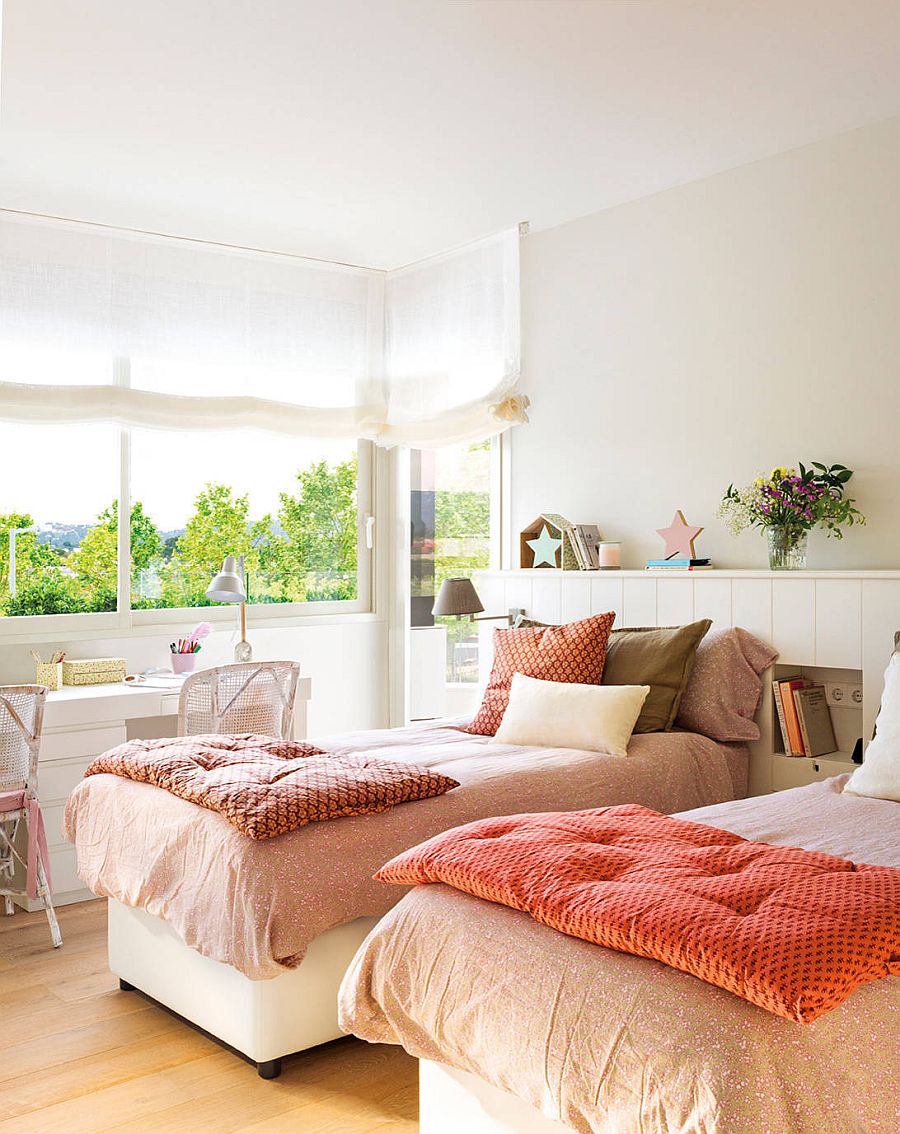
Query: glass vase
xmin=766 ymin=526 xmax=808 ymax=571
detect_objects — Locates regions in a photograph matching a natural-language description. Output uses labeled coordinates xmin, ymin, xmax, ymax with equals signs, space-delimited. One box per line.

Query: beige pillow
xmin=602 ymin=620 xmax=712 ymax=732
xmin=492 ymin=672 xmax=650 ymax=757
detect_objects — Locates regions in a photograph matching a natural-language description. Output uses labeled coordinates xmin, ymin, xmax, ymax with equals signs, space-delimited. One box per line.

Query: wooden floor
xmin=0 ymin=900 xmax=418 ymax=1133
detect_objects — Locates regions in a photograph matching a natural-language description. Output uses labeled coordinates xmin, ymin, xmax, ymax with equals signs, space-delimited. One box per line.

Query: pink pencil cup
xmin=171 ymin=653 xmax=198 ymax=674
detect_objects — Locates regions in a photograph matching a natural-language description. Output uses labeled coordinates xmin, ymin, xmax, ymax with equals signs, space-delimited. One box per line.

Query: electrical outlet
xmin=825 ymin=682 xmax=862 ymax=707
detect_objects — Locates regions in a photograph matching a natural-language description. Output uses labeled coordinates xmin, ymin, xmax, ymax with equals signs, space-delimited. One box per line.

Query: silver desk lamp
xmin=206 ymin=555 xmax=252 ymax=662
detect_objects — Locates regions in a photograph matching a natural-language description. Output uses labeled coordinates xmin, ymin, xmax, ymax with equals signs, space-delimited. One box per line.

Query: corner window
xmin=411 ymin=439 xmax=495 ymax=683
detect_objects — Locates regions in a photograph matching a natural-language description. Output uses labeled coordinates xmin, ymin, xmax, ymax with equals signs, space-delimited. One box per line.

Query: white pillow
xmin=492 ymin=672 xmax=650 ymax=757
xmin=844 ymin=652 xmax=900 ymax=802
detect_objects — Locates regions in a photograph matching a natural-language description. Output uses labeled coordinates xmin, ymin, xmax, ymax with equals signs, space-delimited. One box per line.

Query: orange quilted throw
xmin=377 ymin=805 xmax=900 ymax=1022
xmin=466 ymin=612 xmax=616 ymax=735
xmin=85 ymin=734 xmax=459 ymax=840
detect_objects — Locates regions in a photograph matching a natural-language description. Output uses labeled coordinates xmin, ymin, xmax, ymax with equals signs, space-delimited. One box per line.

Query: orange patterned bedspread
xmin=377 ymin=803 xmax=900 ymax=1022
xmin=85 ymin=734 xmax=459 ymax=839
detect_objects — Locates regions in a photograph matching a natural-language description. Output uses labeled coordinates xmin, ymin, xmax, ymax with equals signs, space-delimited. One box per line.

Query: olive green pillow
xmin=601 ymin=620 xmax=712 ymax=733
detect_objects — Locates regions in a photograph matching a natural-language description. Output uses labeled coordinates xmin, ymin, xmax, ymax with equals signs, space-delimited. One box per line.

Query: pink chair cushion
xmin=0 ymin=789 xmax=25 ymax=813
xmin=0 ymin=790 xmax=52 ymax=900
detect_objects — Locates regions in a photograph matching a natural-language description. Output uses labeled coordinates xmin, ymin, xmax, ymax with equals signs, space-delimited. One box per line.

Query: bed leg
xmin=257 ymin=1058 xmax=282 ymax=1080
xmin=118 ymin=978 xmax=136 ymax=992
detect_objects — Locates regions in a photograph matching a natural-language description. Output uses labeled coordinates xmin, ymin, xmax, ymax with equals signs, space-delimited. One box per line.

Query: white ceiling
xmin=3 ymin=0 xmax=900 ymax=269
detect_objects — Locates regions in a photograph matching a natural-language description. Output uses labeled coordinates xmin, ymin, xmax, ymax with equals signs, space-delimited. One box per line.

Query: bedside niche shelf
xmin=474 ymin=568 xmax=900 ymax=796
xmin=768 ymin=664 xmax=862 ymax=794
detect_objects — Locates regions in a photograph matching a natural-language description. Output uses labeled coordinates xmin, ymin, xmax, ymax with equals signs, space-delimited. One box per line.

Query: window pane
xmin=0 ymin=423 xmax=119 ymax=616
xmin=130 ymin=430 xmax=360 ymax=609
xmin=412 ymin=440 xmax=492 ymax=683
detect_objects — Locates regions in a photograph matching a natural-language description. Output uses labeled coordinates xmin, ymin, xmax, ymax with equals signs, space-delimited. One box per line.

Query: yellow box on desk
xmin=62 ymin=657 xmax=127 ymax=686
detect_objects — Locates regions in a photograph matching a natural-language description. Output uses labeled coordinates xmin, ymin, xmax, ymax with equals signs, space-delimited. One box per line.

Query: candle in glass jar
xmin=597 ymin=542 xmax=621 ymax=569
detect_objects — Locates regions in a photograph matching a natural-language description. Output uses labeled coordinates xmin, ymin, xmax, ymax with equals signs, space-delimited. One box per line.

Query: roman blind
xmin=0 ymin=213 xmax=525 ymax=447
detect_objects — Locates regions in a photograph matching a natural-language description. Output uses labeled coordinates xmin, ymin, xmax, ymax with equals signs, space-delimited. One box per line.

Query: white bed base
xmin=107 ymin=899 xmax=377 ymax=1078
xmin=420 ymin=1060 xmax=570 ymax=1134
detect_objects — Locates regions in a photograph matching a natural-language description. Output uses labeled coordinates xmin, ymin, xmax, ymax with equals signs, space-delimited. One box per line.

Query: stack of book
xmin=569 ymin=524 xmax=602 ymax=570
xmin=645 ymin=558 xmax=713 ymax=571
xmin=773 ymin=677 xmax=838 ymax=757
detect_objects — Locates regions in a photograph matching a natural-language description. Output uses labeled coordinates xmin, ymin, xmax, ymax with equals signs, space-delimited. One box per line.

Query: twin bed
xmin=65 ymin=717 xmax=743 ymax=1076
xmin=341 ymin=775 xmax=899 ymax=1134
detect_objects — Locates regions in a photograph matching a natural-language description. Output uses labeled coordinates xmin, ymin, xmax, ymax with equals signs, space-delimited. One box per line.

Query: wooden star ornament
xmin=655 ymin=511 xmax=703 ymax=559
xmin=526 ymin=524 xmax=563 ymax=568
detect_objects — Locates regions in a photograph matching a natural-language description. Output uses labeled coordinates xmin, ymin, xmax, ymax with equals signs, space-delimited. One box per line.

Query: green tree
xmin=0 ymin=513 xmax=66 ymax=615
xmin=277 ymin=457 xmax=358 ymax=601
xmin=66 ymin=500 xmax=162 ymax=609
xmin=164 ymin=484 xmax=273 ymax=606
xmin=5 ymin=575 xmax=91 ymax=617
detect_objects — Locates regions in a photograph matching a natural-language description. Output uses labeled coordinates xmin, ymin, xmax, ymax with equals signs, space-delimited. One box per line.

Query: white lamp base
xmin=234 ymin=639 xmax=253 ymax=662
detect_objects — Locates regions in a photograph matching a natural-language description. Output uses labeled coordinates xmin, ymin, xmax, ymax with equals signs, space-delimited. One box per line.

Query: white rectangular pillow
xmin=844 ymin=651 xmax=900 ymax=802
xmin=491 ymin=672 xmax=650 ymax=757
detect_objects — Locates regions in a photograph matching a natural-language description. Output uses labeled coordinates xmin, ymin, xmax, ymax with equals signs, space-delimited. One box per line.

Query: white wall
xmin=514 ymin=115 xmax=900 ymax=569
xmin=0 ymin=619 xmax=388 ymax=737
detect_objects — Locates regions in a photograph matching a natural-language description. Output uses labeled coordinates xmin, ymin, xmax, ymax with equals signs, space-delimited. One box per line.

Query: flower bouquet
xmin=719 ymin=463 xmax=865 ymax=570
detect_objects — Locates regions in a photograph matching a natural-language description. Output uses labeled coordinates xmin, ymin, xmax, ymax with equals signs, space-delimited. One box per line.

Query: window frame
xmin=0 ymin=359 xmax=375 ymax=635
xmin=409 ymin=435 xmax=502 ymax=689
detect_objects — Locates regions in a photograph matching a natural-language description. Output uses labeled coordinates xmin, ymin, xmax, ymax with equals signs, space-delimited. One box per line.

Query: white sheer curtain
xmin=0 ymin=213 xmax=525 ymax=447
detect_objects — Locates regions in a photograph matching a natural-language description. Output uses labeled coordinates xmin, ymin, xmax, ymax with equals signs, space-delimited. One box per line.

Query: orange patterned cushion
xmin=85 ymin=734 xmax=459 ymax=840
xmin=377 ymin=805 xmax=900 ymax=1022
xmin=466 ymin=612 xmax=616 ymax=736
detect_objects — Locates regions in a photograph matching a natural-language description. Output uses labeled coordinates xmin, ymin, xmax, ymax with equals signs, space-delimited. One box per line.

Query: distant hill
xmin=37 ymin=523 xmax=187 ymax=552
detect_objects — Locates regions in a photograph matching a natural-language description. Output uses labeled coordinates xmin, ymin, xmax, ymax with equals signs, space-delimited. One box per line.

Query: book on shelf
xmin=575 ymin=524 xmax=602 ymax=569
xmin=794 ymin=686 xmax=838 ymax=757
xmin=645 ymin=563 xmax=714 ymax=571
xmin=646 ymin=558 xmax=711 ymax=566
xmin=776 ymin=676 xmax=809 ymax=755
xmin=772 ymin=678 xmax=793 ymax=754
xmin=566 ymin=527 xmax=587 ymax=569
xmin=772 ymin=678 xmax=839 ymax=758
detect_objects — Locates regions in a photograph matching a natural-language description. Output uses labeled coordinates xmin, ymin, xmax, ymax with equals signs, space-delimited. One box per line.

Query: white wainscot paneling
xmin=772 ymin=579 xmax=816 ymax=665
xmin=656 ymin=579 xmax=694 ymax=626
xmin=590 ymin=576 xmax=623 ymax=624
xmin=477 ymin=619 xmax=495 ymax=686
xmin=475 ymin=576 xmax=510 ymax=685
xmin=732 ymin=579 xmax=772 ymax=642
xmin=861 ymin=580 xmax=900 ymax=739
xmin=560 ymin=576 xmax=592 ymax=623
xmin=531 ymin=575 xmax=562 ymax=624
xmin=815 ymin=579 xmax=862 ymax=669
xmin=474 ymin=575 xmax=504 ymax=621
xmin=692 ymin=577 xmax=733 ymax=628
xmin=503 ymin=575 xmax=533 ymax=623
xmin=623 ymin=578 xmax=657 ymax=627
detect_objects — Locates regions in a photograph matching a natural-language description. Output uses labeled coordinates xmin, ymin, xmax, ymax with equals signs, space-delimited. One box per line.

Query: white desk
xmin=26 ymin=677 xmax=311 ymax=909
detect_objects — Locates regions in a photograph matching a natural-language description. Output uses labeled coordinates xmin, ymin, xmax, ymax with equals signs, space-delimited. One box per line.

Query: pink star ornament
xmin=655 ymin=511 xmax=704 ymax=559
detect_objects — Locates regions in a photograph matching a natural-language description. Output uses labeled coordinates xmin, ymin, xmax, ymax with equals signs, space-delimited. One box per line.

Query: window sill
xmin=0 ymin=607 xmax=383 ymax=646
